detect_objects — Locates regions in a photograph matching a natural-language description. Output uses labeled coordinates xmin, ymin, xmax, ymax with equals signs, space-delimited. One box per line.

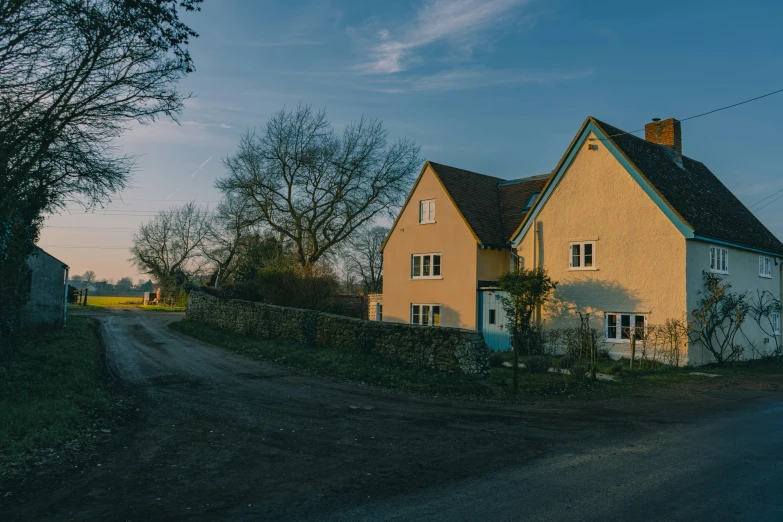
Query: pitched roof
xmin=428 ymin=162 xmax=551 ymax=247
xmin=591 ymin=118 xmax=783 ymax=256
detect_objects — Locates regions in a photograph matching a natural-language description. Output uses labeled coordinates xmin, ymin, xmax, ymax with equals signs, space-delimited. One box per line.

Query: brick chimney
xmin=645 ymin=118 xmax=682 ymax=165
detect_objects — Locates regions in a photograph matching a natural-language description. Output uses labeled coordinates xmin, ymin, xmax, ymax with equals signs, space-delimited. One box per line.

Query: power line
xmin=753 ymin=192 xmax=783 ymax=213
xmin=749 ymin=186 xmax=783 ymax=209
xmin=603 ymin=87 xmax=783 ymax=139
xmin=38 ymin=245 xmax=131 ymax=249
xmin=44 ymin=226 xmax=135 ymax=230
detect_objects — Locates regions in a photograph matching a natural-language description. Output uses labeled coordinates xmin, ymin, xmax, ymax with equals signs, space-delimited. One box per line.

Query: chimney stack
xmin=645 ymin=117 xmax=682 ymax=164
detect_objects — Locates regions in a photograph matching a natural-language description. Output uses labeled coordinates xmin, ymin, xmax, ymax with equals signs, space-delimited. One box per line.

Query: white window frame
xmin=709 ymin=246 xmax=729 ymax=274
xmin=410 ymin=303 xmax=441 ymax=326
xmin=759 ymin=256 xmax=772 ymax=278
xmin=773 ymin=312 xmax=781 ymax=335
xmin=411 ymin=253 xmax=442 ymax=279
xmin=569 ymin=241 xmax=597 ymax=271
xmin=419 ymin=199 xmax=435 ymax=224
xmin=605 ymin=313 xmax=647 ymax=343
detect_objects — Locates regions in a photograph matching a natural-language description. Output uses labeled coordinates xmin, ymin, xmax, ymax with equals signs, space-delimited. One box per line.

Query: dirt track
xmin=2 ymin=309 xmax=782 ymax=521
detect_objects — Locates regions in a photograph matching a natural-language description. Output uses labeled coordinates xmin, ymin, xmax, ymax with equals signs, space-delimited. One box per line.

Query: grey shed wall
xmin=21 ymin=248 xmax=67 ymax=327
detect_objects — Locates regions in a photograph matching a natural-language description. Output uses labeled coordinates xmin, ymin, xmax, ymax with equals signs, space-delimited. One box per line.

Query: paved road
xmin=3 ymin=309 xmax=782 ymax=521
xmin=336 ymin=392 xmax=783 ymax=521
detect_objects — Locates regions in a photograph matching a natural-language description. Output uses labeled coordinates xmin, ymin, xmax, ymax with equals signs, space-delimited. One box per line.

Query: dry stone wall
xmin=187 ymin=291 xmax=490 ymax=375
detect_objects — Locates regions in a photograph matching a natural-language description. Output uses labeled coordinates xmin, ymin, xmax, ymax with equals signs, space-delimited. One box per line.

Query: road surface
xmin=2 ymin=308 xmax=781 ymax=521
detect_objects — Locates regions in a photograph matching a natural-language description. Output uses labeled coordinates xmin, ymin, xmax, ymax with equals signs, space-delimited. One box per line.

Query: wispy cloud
xmin=242 ymin=39 xmax=322 ymax=48
xmin=355 ymin=0 xmax=531 ymax=74
xmin=361 ymin=67 xmax=594 ymax=93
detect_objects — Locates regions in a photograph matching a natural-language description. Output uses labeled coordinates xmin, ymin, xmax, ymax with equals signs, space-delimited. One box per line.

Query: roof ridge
xmin=427 ymin=161 xmax=503 ymax=182
xmin=498 ymin=173 xmax=551 ymax=186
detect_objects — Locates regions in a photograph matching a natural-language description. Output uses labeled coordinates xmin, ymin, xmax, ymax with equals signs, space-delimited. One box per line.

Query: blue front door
xmin=478 ymin=290 xmax=511 ymax=351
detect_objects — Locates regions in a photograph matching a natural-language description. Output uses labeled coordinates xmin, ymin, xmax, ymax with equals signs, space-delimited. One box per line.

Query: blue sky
xmin=43 ymin=0 xmax=783 ymax=280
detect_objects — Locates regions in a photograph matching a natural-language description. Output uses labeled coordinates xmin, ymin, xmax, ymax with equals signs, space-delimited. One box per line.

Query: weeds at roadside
xmin=0 ymin=317 xmax=112 ymax=464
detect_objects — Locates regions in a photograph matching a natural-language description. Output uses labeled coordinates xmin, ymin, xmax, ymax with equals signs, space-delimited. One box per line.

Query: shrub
xmin=610 ymin=363 xmax=623 ymax=374
xmin=488 ymin=352 xmax=506 ymax=368
xmin=570 ymin=365 xmax=587 ymax=380
xmin=526 ymin=356 xmax=552 ymax=374
xmin=558 ymin=355 xmax=574 ymax=370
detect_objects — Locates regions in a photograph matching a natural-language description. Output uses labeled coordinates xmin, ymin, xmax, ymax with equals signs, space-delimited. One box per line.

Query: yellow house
xmin=380 ymin=117 xmax=783 ymax=365
xmin=379 ymin=161 xmax=550 ymax=345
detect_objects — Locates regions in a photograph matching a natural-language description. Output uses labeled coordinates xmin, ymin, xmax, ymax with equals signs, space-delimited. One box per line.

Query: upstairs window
xmin=759 ymin=256 xmax=772 ymax=278
xmin=522 ymin=191 xmax=540 ymax=212
xmin=710 ymin=246 xmax=729 ymax=274
xmin=570 ymin=242 xmax=596 ymax=270
xmin=606 ymin=313 xmax=646 ymax=342
xmin=419 ymin=199 xmax=435 ymax=224
xmin=411 ymin=304 xmax=441 ymax=326
xmin=411 ymin=253 xmax=441 ymax=279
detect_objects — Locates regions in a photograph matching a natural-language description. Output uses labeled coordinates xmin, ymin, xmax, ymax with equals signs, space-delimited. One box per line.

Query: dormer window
xmin=419 ymin=199 xmax=435 ymax=224
xmin=522 ymin=191 xmax=540 ymax=212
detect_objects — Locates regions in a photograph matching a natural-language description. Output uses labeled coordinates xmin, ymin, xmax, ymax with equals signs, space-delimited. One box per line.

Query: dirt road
xmin=2 ymin=309 xmax=782 ymax=520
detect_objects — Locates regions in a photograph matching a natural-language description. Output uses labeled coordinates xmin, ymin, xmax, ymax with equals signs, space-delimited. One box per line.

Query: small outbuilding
xmin=21 ymin=246 xmax=69 ymax=328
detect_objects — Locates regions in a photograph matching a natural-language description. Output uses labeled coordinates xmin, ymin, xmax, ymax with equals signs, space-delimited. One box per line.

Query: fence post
xmin=83 ymin=288 xmax=88 ymax=306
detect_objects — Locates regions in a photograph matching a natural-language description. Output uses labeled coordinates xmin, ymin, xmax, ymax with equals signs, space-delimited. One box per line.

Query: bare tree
xmin=748 ymin=290 xmax=782 ymax=360
xmin=343 ymin=226 xmax=388 ymax=293
xmin=82 ymin=271 xmax=97 ymax=284
xmin=129 ymin=202 xmax=211 ymax=291
xmin=217 ymin=105 xmax=420 ymax=267
xmin=689 ymin=272 xmax=749 ymax=365
xmin=202 ymin=194 xmax=257 ymax=288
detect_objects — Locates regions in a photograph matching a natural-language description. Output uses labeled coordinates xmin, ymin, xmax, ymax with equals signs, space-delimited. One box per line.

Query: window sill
xmin=411 ymin=277 xmax=443 ymax=280
xmin=418 ymin=221 xmax=436 ymax=225
xmin=604 ymin=339 xmax=639 ymax=344
xmin=759 ymin=274 xmax=773 ymax=279
xmin=569 ymin=267 xmax=598 ymax=271
xmin=710 ymin=270 xmax=729 ymax=275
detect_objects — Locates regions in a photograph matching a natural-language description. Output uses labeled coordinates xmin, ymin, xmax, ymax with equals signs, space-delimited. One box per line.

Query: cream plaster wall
xmin=477 ymin=248 xmax=511 ymax=282
xmin=514 ymin=132 xmax=688 ymax=359
xmin=382 ymin=165 xmax=480 ymax=329
xmin=686 ymin=242 xmax=783 ymax=364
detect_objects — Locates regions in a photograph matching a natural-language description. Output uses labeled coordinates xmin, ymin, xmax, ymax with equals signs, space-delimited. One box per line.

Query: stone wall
xmin=187 ymin=291 xmax=489 ymax=375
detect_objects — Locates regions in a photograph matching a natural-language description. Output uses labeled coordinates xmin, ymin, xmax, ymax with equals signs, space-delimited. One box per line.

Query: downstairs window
xmin=411 ymin=304 xmax=441 ymax=326
xmin=605 ymin=313 xmax=646 ymax=342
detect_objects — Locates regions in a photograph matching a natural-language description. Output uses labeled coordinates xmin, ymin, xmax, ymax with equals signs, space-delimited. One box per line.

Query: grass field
xmin=0 ymin=316 xmax=111 ymax=461
xmin=70 ymin=295 xmax=185 ymax=312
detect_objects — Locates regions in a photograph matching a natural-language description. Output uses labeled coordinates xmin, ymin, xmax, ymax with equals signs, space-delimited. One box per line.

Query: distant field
xmin=85 ymin=296 xmax=143 ymax=307
xmin=71 ymin=295 xmax=185 ymax=312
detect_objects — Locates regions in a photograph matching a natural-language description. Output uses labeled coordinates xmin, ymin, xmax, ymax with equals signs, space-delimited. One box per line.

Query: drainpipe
xmin=63 ymin=265 xmax=69 ymax=328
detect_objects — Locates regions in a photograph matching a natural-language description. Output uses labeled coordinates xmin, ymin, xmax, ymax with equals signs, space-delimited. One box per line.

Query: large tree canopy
xmin=217 ymin=105 xmax=420 ymax=267
xmin=0 ymin=0 xmax=202 ymax=212
xmin=0 ymin=0 xmax=201 ymax=340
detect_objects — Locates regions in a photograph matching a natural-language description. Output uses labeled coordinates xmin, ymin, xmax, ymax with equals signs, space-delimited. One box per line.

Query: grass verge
xmin=169 ymin=319 xmax=783 ymax=401
xmin=0 ymin=316 xmax=111 ymax=461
